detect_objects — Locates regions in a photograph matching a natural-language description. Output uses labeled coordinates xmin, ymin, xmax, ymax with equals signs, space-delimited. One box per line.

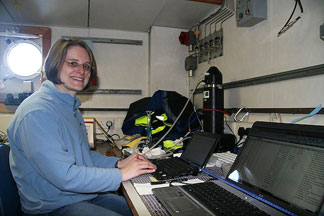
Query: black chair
xmin=0 ymin=144 xmax=21 ymax=216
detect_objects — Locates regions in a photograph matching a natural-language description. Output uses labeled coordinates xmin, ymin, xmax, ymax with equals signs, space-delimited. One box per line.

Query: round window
xmin=4 ymin=40 xmax=42 ymax=80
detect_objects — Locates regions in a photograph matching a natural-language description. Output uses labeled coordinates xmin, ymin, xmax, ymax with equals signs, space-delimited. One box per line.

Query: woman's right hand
xmin=120 ymin=154 xmax=156 ymax=181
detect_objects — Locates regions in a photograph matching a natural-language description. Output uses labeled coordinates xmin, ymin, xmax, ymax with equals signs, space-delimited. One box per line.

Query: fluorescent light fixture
xmin=0 ymin=32 xmax=40 ymax=39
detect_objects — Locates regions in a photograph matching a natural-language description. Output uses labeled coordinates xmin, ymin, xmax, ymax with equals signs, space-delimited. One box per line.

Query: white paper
xmin=133 ymin=178 xmax=205 ymax=195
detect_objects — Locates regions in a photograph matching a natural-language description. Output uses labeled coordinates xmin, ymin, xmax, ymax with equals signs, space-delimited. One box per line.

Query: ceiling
xmin=0 ymin=0 xmax=221 ymax=32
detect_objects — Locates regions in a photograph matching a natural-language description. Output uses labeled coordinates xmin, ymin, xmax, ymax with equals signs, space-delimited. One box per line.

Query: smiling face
xmin=55 ymin=45 xmax=91 ymax=95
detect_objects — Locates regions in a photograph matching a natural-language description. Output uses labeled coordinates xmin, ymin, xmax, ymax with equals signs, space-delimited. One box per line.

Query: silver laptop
xmin=153 ymin=121 xmax=324 ymax=216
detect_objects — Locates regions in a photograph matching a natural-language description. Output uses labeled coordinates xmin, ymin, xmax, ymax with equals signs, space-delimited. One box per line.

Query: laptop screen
xmin=181 ymin=132 xmax=220 ymax=167
xmin=227 ymin=121 xmax=324 ymax=216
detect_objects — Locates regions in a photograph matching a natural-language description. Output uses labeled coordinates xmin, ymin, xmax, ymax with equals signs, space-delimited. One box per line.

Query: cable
xmin=111 ymin=134 xmax=120 ymax=140
xmin=202 ymin=108 xmax=231 ymax=115
xmin=164 ymin=136 xmax=192 ymax=155
xmin=143 ymin=79 xmax=205 ymax=156
xmin=195 ymin=0 xmax=226 ymax=28
xmin=277 ymin=0 xmax=303 ymax=37
xmin=93 ymin=118 xmax=115 ymax=144
xmin=188 ymin=108 xmax=203 ymax=132
xmin=193 ymin=106 xmax=203 ymax=131
xmin=143 ymin=95 xmax=192 ymax=154
xmin=283 ymin=0 xmax=298 ymax=29
xmin=191 ymin=80 xmax=205 ymax=131
xmin=224 ymin=116 xmax=235 ymax=136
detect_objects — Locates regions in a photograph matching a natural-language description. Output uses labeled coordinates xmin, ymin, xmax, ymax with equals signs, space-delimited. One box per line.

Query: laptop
xmin=153 ymin=121 xmax=324 ymax=216
xmin=152 ymin=131 xmax=220 ymax=180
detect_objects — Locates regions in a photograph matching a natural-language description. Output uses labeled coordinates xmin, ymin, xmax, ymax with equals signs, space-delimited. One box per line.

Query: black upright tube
xmin=203 ymin=67 xmax=224 ymax=134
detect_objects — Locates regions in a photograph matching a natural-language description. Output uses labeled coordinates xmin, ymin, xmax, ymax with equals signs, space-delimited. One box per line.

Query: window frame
xmin=4 ymin=39 xmax=43 ymax=80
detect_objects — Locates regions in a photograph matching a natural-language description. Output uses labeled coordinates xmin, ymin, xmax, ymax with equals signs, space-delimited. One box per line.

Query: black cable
xmin=297 ymin=0 xmax=303 ymax=13
xmin=278 ymin=0 xmax=303 ymax=36
xmin=192 ymin=80 xmax=204 ymax=131
xmin=145 ymin=79 xmax=205 ymax=154
xmin=235 ymin=138 xmax=242 ymax=146
xmin=108 ymin=135 xmax=115 ymax=143
xmin=111 ymin=134 xmax=120 ymax=140
xmin=169 ymin=178 xmax=190 ymax=187
xmin=282 ymin=0 xmax=298 ymax=31
xmin=236 ymin=139 xmax=246 ymax=148
xmin=98 ymin=132 xmax=115 ymax=143
xmin=187 ymin=80 xmax=204 ymax=132
xmin=188 ymin=110 xmax=196 ymax=132
xmin=188 ymin=109 xmax=203 ymax=132
xmin=224 ymin=117 xmax=235 ymax=136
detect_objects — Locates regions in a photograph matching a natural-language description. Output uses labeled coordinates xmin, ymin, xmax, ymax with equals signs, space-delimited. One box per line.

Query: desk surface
xmin=121 ymin=152 xmax=236 ymax=215
xmin=122 ymin=181 xmax=152 ymax=216
xmin=121 ymin=172 xmax=218 ymax=216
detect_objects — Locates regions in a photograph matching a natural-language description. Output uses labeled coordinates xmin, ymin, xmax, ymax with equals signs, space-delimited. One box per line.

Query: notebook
xmin=152 ymin=131 xmax=220 ymax=180
xmin=153 ymin=121 xmax=324 ymax=216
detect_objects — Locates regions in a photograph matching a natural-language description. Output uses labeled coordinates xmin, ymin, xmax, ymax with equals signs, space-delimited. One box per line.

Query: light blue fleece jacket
xmin=7 ymin=80 xmax=122 ymax=214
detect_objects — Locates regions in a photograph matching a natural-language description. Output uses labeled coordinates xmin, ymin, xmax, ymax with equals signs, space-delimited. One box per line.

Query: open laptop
xmin=153 ymin=121 xmax=324 ymax=216
xmin=152 ymin=131 xmax=220 ymax=180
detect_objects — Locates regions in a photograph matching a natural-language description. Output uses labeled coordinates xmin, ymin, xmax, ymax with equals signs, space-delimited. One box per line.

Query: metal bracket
xmin=62 ymin=36 xmax=143 ymax=46
xmin=77 ymin=89 xmax=142 ymax=95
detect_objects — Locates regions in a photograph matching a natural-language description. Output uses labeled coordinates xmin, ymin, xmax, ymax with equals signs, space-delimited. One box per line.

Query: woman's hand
xmin=118 ymin=153 xmax=156 ymax=181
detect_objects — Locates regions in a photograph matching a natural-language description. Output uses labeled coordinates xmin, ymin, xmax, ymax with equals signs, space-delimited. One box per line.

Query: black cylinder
xmin=203 ymin=66 xmax=224 ymax=134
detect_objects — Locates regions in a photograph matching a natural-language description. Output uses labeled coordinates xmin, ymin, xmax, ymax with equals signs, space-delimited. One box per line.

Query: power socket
xmin=106 ymin=120 xmax=114 ymax=131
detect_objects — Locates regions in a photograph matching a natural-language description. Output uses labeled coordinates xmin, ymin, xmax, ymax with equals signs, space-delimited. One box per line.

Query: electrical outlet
xmin=106 ymin=120 xmax=114 ymax=131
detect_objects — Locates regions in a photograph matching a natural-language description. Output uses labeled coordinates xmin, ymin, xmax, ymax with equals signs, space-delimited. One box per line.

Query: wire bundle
xmin=277 ymin=0 xmax=304 ymax=37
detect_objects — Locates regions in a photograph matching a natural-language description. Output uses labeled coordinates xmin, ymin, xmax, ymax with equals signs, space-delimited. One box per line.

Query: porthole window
xmin=4 ymin=40 xmax=42 ymax=80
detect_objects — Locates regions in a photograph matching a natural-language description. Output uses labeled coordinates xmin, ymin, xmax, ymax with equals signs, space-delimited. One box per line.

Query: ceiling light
xmin=0 ymin=32 xmax=40 ymax=39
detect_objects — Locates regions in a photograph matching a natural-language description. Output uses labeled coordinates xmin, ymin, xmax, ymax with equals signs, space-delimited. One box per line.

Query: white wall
xmin=150 ymin=26 xmax=189 ymax=97
xmin=190 ymin=0 xmax=324 ymax=133
xmin=0 ymin=26 xmax=189 ymax=137
xmin=0 ymin=114 xmax=12 ymax=133
xmin=50 ymin=26 xmax=150 ymax=108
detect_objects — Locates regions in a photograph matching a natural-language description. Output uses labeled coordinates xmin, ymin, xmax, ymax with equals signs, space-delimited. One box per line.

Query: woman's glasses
xmin=64 ymin=61 xmax=91 ymax=71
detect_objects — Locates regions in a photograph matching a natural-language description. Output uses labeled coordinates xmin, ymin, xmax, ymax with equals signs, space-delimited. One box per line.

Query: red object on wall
xmin=179 ymin=31 xmax=189 ymax=45
xmin=90 ymin=76 xmax=98 ymax=86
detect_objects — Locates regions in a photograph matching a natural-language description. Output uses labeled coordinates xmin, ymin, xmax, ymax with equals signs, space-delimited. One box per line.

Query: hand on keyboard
xmin=119 ymin=153 xmax=157 ymax=181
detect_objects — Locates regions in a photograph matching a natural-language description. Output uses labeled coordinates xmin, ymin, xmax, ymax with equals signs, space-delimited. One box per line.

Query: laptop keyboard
xmin=182 ymin=182 xmax=270 ymax=216
xmin=152 ymin=157 xmax=198 ymax=180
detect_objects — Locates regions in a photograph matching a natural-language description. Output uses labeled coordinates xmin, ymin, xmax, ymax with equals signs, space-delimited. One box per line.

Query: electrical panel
xmin=236 ymin=0 xmax=267 ymax=27
xmin=197 ymin=28 xmax=223 ymax=64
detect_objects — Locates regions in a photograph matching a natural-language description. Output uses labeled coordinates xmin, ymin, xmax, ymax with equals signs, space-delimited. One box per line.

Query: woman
xmin=7 ymin=38 xmax=156 ymax=216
